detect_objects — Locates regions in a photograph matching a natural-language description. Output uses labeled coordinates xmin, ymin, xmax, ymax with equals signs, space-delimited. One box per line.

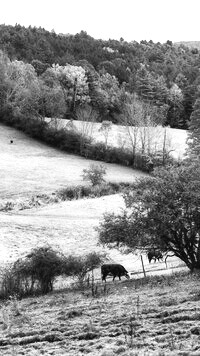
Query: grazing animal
xmin=147 ymin=249 xmax=163 ymax=263
xmin=101 ymin=264 xmax=130 ymax=282
xmin=10 ymin=140 xmax=13 ymax=144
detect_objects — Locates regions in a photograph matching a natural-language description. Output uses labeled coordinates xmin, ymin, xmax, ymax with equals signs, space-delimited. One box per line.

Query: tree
xmin=93 ymin=72 xmax=126 ymax=121
xmin=97 ymin=163 xmax=200 ymax=271
xmin=82 ymin=163 xmax=107 ymax=186
xmin=51 ymin=63 xmax=90 ymax=118
xmin=39 ymin=68 xmax=65 ymax=118
xmin=167 ymin=83 xmax=184 ymax=128
xmin=187 ymin=97 xmax=200 ymax=157
xmin=5 ymin=60 xmax=41 ymax=119
xmin=120 ymin=94 xmax=170 ymax=162
xmin=0 ymin=50 xmax=10 ymax=118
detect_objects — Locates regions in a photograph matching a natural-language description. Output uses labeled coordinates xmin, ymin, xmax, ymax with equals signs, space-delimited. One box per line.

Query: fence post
xmin=141 ymin=255 xmax=146 ymax=278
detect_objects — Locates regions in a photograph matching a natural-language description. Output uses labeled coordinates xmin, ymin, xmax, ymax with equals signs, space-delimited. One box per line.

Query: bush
xmin=58 ymin=182 xmax=130 ymax=201
xmin=0 ymin=248 xmax=104 ymax=298
xmin=63 ymin=252 xmax=103 ymax=284
xmin=82 ymin=164 xmax=107 ymax=186
xmin=1 ymin=246 xmax=66 ymax=297
xmin=57 ymin=185 xmax=92 ymax=201
xmin=0 ymin=265 xmax=22 ymax=299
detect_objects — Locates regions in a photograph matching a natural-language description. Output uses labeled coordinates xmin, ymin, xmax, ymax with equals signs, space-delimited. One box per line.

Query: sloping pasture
xmin=0 ymin=124 xmax=146 ymax=201
xmin=0 ymin=272 xmax=200 ymax=355
xmin=0 ymin=124 xmax=196 ymax=356
xmin=48 ymin=118 xmax=188 ymax=160
xmin=0 ymin=123 xmax=185 ymax=271
xmin=0 ymin=123 xmax=146 ymax=266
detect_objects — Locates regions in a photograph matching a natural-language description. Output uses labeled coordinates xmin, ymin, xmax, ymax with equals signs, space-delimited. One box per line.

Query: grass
xmin=0 ymin=272 xmax=199 ymax=355
xmin=50 ymin=119 xmax=188 ymax=160
xmin=0 ymin=124 xmax=147 ymax=202
xmin=0 ymin=123 xmax=193 ymax=355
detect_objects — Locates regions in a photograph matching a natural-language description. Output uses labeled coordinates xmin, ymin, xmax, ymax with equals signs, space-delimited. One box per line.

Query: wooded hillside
xmin=0 ymin=24 xmax=200 ymax=129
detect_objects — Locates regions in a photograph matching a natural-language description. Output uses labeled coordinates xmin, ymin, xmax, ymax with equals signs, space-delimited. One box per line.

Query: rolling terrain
xmin=0 ymin=123 xmax=196 ymax=356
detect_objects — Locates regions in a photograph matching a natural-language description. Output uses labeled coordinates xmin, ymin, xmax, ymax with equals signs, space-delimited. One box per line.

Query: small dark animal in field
xmin=147 ymin=249 xmax=163 ymax=263
xmin=101 ymin=264 xmax=130 ymax=282
xmin=10 ymin=140 xmax=13 ymax=144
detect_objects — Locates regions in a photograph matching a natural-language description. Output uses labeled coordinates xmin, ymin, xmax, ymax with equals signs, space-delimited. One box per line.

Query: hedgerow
xmin=0 ymin=113 xmax=171 ymax=172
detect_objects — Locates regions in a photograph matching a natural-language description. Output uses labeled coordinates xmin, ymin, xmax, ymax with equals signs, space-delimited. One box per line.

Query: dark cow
xmin=147 ymin=249 xmax=163 ymax=263
xmin=101 ymin=264 xmax=130 ymax=282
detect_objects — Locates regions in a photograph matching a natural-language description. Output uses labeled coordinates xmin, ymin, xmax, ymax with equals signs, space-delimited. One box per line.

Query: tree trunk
xmin=196 ymin=238 xmax=200 ymax=267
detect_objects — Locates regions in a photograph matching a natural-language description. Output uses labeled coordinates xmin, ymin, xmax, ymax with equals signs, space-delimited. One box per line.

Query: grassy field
xmin=0 ymin=123 xmax=195 ymax=355
xmin=48 ymin=119 xmax=188 ymax=160
xmin=0 ymin=124 xmax=147 ymax=201
xmin=0 ymin=272 xmax=200 ymax=355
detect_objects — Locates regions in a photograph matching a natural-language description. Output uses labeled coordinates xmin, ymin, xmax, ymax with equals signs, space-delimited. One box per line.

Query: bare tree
xmin=98 ymin=120 xmax=112 ymax=149
xmin=75 ymin=104 xmax=99 ymax=154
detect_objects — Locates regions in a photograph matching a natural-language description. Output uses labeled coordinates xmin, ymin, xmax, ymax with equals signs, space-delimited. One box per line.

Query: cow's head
xmin=125 ymin=272 xmax=130 ymax=280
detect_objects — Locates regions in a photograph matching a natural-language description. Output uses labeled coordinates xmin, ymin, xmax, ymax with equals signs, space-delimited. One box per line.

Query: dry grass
xmin=0 ymin=124 xmax=146 ymax=201
xmin=0 ymin=123 xmax=193 ymax=355
xmin=49 ymin=119 xmax=188 ymax=160
xmin=0 ymin=272 xmax=200 ymax=355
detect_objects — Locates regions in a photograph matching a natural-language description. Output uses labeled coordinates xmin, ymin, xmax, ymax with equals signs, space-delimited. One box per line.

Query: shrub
xmin=0 ymin=248 xmax=104 ymax=298
xmin=58 ymin=182 xmax=130 ymax=201
xmin=57 ymin=185 xmax=92 ymax=201
xmin=63 ymin=252 xmax=103 ymax=284
xmin=0 ymin=265 xmax=22 ymax=299
xmin=1 ymin=246 xmax=66 ymax=297
xmin=82 ymin=164 xmax=107 ymax=186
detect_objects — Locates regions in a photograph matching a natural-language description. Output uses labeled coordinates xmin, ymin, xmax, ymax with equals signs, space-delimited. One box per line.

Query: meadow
xmin=1 ymin=122 xmax=198 ymax=356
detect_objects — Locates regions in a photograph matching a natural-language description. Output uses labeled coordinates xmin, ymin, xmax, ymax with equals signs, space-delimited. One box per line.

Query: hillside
xmin=0 ymin=272 xmax=200 ymax=355
xmin=0 ymin=121 xmax=196 ymax=355
xmin=0 ymin=124 xmax=145 ymax=201
xmin=1 ymin=24 xmax=200 ymax=130
xmin=175 ymin=41 xmax=200 ymax=50
xmin=0 ymin=123 xmax=147 ymax=266
xmin=0 ymin=123 xmax=184 ymax=269
xmin=49 ymin=119 xmax=188 ymax=160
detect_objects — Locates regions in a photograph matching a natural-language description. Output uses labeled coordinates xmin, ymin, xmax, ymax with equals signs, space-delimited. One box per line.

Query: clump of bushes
xmin=57 ymin=182 xmax=129 ymax=201
xmin=0 ymin=181 xmax=130 ymax=212
xmin=82 ymin=163 xmax=107 ymax=186
xmin=0 ymin=246 xmax=103 ymax=298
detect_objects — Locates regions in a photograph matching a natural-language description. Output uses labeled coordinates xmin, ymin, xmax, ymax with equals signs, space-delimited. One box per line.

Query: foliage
xmin=0 ymin=248 xmax=103 ymax=298
xmin=51 ymin=63 xmax=90 ymax=117
xmin=187 ymin=97 xmax=200 ymax=157
xmin=5 ymin=59 xmax=41 ymax=119
xmin=57 ymin=182 xmax=125 ymax=201
xmin=62 ymin=252 xmax=103 ymax=284
xmin=1 ymin=246 xmax=66 ymax=297
xmin=98 ymin=162 xmax=200 ymax=271
xmin=1 ymin=24 xmax=200 ymax=128
xmin=82 ymin=164 xmax=107 ymax=186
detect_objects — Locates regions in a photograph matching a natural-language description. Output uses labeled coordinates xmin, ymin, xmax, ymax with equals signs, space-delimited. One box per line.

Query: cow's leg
xmin=102 ymin=273 xmax=107 ymax=282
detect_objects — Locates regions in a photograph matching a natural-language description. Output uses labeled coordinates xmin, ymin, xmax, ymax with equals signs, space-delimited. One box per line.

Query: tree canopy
xmin=98 ymin=162 xmax=200 ymax=271
xmin=187 ymin=97 xmax=200 ymax=158
xmin=0 ymin=24 xmax=200 ymax=128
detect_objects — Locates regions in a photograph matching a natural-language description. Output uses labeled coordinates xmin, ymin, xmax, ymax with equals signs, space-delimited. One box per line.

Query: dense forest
xmin=0 ymin=24 xmax=200 ymax=129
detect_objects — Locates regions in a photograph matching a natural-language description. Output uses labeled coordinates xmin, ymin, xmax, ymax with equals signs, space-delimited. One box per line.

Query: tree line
xmin=0 ymin=24 xmax=200 ymax=128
